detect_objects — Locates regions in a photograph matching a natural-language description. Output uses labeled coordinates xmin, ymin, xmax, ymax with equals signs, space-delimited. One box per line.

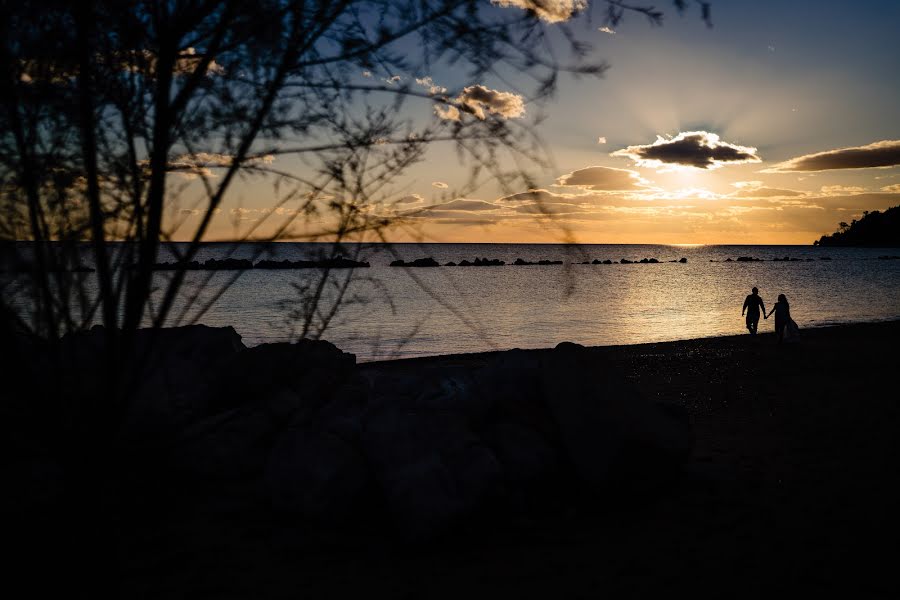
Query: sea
xmin=6 ymin=243 xmax=900 ymax=361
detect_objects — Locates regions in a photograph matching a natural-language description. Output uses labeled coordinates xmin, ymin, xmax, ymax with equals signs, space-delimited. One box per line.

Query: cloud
xmin=611 ymin=131 xmax=761 ymax=170
xmin=415 ymin=76 xmax=447 ymax=95
xmin=404 ymin=199 xmax=506 ymax=220
xmin=432 ymin=181 xmax=449 ymax=189
xmin=820 ymin=185 xmax=867 ymax=195
xmin=729 ymin=181 xmax=805 ymax=198
xmin=764 ymin=140 xmax=900 ymax=172
xmin=427 ymin=199 xmax=502 ymax=212
xmin=491 ymin=0 xmax=587 ymax=23
xmin=434 ymin=105 xmax=460 ymax=121
xmin=496 ymin=189 xmax=583 ymax=205
xmin=395 ymin=194 xmax=424 ymax=204
xmin=513 ymin=202 xmax=591 ymax=215
xmin=555 ymin=166 xmax=653 ymax=191
xmin=597 ymin=136 xmax=607 ymax=144
xmin=436 ymin=85 xmax=525 ymax=121
xmin=598 ymin=26 xmax=616 ymax=34
xmin=384 ymin=75 xmax=402 ymax=84
xmin=160 ymin=152 xmax=274 ymax=179
xmin=882 ymin=184 xmax=900 ymax=193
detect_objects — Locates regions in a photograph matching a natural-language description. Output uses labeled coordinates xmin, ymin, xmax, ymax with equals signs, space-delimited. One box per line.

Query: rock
xmin=554 ymin=341 xmax=585 ymax=353
xmin=266 ymin=428 xmax=369 ymax=520
xmin=620 ymin=259 xmax=633 ymax=264
xmin=591 ymin=259 xmax=602 ymax=264
xmin=361 ymin=407 xmax=503 ymax=541
xmin=172 ymin=406 xmax=276 ymax=480
xmin=539 ymin=345 xmax=692 ymax=493
xmin=255 ymin=259 xmax=294 ymax=269
xmin=391 ymin=257 xmax=440 ymax=267
xmin=54 ymin=325 xmax=247 ymax=446
xmin=460 ymin=257 xmax=504 ymax=266
xmin=212 ymin=339 xmax=357 ymax=422
xmin=473 ymin=350 xmax=555 ymax=441
xmin=603 ymin=259 xmax=613 ymax=265
xmin=256 ymin=257 xmax=369 ymax=269
xmin=203 ymin=257 xmax=253 ymax=270
xmin=445 ymin=261 xmax=457 ymax=266
xmin=679 ymin=257 xmax=688 ymax=263
xmin=514 ymin=258 xmax=562 ymax=266
xmin=488 ymin=422 xmax=560 ymax=486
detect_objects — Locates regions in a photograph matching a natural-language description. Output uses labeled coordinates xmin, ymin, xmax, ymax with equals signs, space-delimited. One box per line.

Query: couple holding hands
xmin=742 ymin=287 xmax=797 ymax=344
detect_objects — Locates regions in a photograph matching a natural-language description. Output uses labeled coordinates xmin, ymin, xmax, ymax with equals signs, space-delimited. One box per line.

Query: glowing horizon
xmin=170 ymin=1 xmax=900 ymax=246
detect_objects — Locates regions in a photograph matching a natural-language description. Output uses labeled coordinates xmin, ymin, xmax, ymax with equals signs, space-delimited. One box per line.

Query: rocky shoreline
xmin=6 ymin=320 xmax=900 ymax=597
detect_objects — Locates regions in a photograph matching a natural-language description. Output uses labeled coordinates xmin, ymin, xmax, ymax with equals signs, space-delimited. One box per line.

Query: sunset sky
xmin=185 ymin=0 xmax=900 ymax=244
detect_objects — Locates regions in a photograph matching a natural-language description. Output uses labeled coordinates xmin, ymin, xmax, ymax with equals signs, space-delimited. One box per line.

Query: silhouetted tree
xmin=815 ymin=206 xmax=900 ymax=247
xmin=1 ymin=0 xmax=711 ymax=399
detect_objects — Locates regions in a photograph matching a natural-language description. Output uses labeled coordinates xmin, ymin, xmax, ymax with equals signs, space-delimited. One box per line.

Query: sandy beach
xmin=82 ymin=320 xmax=896 ymax=598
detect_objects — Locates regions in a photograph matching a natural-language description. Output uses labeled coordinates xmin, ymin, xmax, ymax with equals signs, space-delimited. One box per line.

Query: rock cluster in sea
xmin=712 ymin=256 xmax=821 ymax=263
xmin=457 ymin=257 xmax=505 ymax=266
xmin=579 ymin=257 xmax=687 ymax=264
xmin=147 ymin=256 xmax=369 ymax=270
xmin=390 ymin=257 xmax=440 ymax=267
xmin=14 ymin=326 xmax=693 ymax=543
xmin=391 ymin=257 xmax=507 ymax=267
xmin=513 ymin=258 xmax=563 ymax=265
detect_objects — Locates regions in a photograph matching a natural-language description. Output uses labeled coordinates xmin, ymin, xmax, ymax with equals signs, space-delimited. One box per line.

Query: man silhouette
xmin=742 ymin=287 xmax=766 ymax=335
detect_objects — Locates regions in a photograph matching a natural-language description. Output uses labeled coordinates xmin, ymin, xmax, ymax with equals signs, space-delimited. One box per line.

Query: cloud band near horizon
xmin=765 ymin=140 xmax=900 ymax=172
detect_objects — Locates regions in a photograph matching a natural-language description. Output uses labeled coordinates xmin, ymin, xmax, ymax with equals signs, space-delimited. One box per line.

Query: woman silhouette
xmin=766 ymin=294 xmax=791 ymax=344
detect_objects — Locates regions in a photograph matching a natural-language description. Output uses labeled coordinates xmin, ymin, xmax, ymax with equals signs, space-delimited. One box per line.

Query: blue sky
xmin=189 ymin=1 xmax=900 ymax=244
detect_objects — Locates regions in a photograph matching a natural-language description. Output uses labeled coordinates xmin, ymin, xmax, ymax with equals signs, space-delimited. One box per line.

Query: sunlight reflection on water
xmin=158 ymin=243 xmax=900 ymax=360
xmin=7 ymin=243 xmax=900 ymax=361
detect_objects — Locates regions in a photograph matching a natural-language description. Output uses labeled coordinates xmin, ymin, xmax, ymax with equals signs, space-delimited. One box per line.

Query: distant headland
xmin=815 ymin=205 xmax=900 ymax=247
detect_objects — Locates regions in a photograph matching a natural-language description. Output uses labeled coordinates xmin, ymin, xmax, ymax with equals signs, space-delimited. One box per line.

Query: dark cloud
xmin=555 ymin=166 xmax=653 ymax=191
xmin=765 ymin=140 xmax=900 ymax=172
xmin=612 ymin=131 xmax=761 ymax=170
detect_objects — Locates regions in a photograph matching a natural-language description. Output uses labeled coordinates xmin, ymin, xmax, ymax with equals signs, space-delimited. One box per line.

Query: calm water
xmin=7 ymin=243 xmax=900 ymax=361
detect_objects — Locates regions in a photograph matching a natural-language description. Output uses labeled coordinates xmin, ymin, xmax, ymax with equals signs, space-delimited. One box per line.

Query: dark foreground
xmin=7 ymin=321 xmax=900 ymax=598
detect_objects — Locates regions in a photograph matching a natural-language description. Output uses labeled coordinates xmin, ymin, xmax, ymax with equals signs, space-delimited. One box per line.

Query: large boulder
xmin=361 ymin=406 xmax=503 ymax=541
xmin=266 ymin=427 xmax=369 ymax=521
xmin=211 ymin=339 xmax=356 ymax=422
xmin=170 ymin=406 xmax=276 ymax=481
xmin=540 ymin=343 xmax=692 ymax=493
xmin=474 ymin=350 xmax=557 ymax=441
xmin=50 ymin=325 xmax=246 ymax=447
xmin=487 ymin=421 xmax=561 ymax=487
